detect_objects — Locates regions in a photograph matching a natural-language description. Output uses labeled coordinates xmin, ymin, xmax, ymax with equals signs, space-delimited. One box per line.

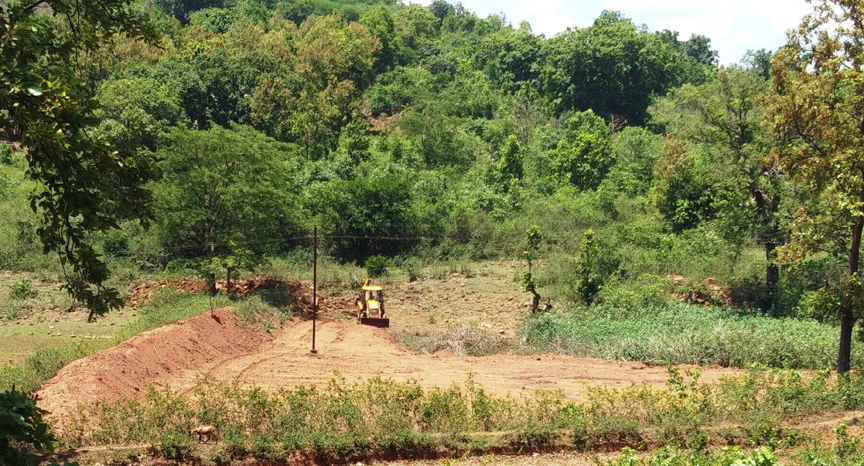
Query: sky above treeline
xmin=409 ymin=0 xmax=811 ymax=65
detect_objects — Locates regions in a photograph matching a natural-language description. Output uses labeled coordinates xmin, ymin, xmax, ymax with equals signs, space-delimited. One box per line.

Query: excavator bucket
xmin=360 ymin=317 xmax=390 ymax=328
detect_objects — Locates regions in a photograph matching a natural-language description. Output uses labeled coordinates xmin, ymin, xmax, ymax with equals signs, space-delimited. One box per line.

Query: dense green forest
xmin=2 ymin=0 xmax=864 ymax=365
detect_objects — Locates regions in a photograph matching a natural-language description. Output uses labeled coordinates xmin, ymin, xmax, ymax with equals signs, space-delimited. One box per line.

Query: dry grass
xmin=412 ymin=324 xmax=512 ymax=356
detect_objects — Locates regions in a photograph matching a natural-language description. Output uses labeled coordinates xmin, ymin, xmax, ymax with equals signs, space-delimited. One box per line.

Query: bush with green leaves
xmin=0 ymin=389 xmax=78 ymax=466
xmin=365 ymin=254 xmax=389 ymax=277
xmin=401 ymin=257 xmax=424 ymax=282
xmin=9 ymin=280 xmax=31 ymax=300
xmin=573 ymin=229 xmax=602 ymax=305
xmin=0 ymin=143 xmax=11 ymax=165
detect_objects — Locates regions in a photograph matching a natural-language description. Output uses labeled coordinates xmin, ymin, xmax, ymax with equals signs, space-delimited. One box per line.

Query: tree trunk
xmin=839 ymin=188 xmax=864 ymax=373
xmin=531 ymin=290 xmax=541 ymax=314
xmin=208 ymin=273 xmax=218 ymax=296
xmin=765 ymin=242 xmax=779 ymax=291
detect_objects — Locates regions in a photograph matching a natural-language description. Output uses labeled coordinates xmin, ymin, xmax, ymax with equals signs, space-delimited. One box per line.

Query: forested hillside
xmin=0 ymin=0 xmax=851 ymax=343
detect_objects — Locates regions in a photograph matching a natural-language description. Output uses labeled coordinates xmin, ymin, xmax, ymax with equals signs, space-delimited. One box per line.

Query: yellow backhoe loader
xmin=355 ymin=278 xmax=389 ymax=328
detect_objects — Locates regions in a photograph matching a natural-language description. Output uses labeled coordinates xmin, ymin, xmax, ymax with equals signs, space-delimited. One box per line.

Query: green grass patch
xmin=521 ymin=302 xmax=856 ymax=369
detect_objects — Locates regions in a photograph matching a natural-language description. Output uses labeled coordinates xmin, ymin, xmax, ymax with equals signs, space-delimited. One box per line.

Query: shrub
xmin=365 ymin=255 xmax=389 ymax=278
xmin=102 ymin=230 xmax=130 ymax=257
xmin=10 ymin=280 xmax=31 ymax=299
xmin=0 ymin=143 xmax=11 ymax=165
xmin=401 ymin=257 xmax=423 ymax=282
xmin=0 ymin=388 xmax=78 ymax=465
xmin=4 ymin=306 xmax=20 ymax=320
xmin=574 ymin=229 xmax=602 ymax=305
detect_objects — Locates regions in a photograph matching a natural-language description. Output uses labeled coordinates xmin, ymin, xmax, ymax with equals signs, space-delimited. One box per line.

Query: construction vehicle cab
xmin=356 ymin=278 xmax=389 ymax=328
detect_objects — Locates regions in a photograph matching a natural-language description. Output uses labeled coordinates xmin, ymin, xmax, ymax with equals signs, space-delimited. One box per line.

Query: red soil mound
xmin=35 ymin=308 xmax=270 ymax=428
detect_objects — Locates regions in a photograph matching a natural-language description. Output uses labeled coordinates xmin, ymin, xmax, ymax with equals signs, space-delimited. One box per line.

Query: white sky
xmin=408 ymin=0 xmax=812 ymax=65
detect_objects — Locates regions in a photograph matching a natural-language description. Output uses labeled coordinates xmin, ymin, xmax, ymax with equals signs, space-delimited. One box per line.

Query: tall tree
xmin=495 ymin=135 xmax=524 ymax=191
xmin=652 ymin=67 xmax=787 ymax=294
xmin=154 ymin=125 xmax=298 ymax=294
xmin=394 ymin=4 xmax=438 ymax=50
xmin=94 ymin=77 xmax=185 ymax=152
xmin=0 ymin=0 xmax=160 ymax=318
xmin=474 ymin=29 xmax=544 ymax=92
xmin=541 ymin=11 xmax=681 ymax=125
xmin=294 ymin=14 xmax=381 ymax=90
xmin=548 ymin=110 xmax=612 ymax=191
xmin=765 ymin=0 xmax=864 ymax=373
xmin=360 ymin=5 xmax=402 ymax=73
xmin=651 ymin=137 xmax=716 ymax=233
xmin=310 ymin=175 xmax=417 ymax=261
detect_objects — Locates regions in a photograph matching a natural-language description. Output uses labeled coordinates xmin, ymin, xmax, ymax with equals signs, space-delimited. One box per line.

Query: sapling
xmin=522 ymin=225 xmax=543 ymax=313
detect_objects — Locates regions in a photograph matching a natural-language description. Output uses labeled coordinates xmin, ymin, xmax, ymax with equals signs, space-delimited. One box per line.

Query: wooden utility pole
xmin=311 ymin=226 xmax=318 ymax=354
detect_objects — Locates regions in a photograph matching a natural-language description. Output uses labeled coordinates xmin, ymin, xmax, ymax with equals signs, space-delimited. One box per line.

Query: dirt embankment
xmin=35 ymin=308 xmax=268 ymax=424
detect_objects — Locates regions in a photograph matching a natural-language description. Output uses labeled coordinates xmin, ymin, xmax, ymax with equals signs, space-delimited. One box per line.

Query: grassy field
xmin=520 ymin=302 xmax=856 ymax=369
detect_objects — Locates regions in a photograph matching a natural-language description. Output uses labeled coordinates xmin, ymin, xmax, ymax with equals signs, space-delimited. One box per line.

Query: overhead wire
xmin=129 ymin=232 xmax=441 ymax=255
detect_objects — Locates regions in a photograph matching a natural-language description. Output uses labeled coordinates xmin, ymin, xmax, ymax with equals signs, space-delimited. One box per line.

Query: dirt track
xmin=36 ymin=305 xmax=740 ymax=430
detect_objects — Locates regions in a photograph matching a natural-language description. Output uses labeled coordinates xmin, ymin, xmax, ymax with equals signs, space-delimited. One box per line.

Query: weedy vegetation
xmin=59 ymin=367 xmax=864 ymax=464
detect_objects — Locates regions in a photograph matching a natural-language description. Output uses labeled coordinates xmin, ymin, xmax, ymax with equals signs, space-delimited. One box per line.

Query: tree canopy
xmin=766 ymin=0 xmax=864 ymax=373
xmin=1 ymin=0 xmax=161 ymax=318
